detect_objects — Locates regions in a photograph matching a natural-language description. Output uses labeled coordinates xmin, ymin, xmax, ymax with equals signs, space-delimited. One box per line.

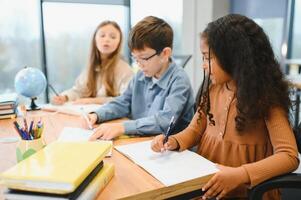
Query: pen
xmin=163 ymin=116 xmax=175 ymax=144
xmin=80 ymin=107 xmax=93 ymax=130
xmin=23 ymin=118 xmax=28 ymax=133
xmin=29 ymin=121 xmax=34 ymax=137
xmin=13 ymin=121 xmax=24 ymax=139
xmin=48 ymin=84 xmax=59 ymax=96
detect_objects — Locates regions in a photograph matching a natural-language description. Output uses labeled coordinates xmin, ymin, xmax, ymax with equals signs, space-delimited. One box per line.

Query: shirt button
xmin=147 ymin=104 xmax=151 ymax=108
xmin=219 ymin=132 xmax=223 ymax=136
xmin=228 ymin=96 xmax=232 ymax=100
xmin=224 ymin=107 xmax=228 ymax=111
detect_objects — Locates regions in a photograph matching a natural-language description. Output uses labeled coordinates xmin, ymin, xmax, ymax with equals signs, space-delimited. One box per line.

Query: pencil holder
xmin=16 ymin=137 xmax=45 ymax=162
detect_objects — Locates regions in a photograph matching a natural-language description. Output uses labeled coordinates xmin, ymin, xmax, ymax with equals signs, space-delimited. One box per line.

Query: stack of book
xmin=0 ymin=141 xmax=114 ymax=200
xmin=0 ymin=93 xmax=18 ymax=119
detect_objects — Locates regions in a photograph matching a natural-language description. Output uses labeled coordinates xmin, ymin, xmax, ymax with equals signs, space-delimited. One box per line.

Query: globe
xmin=14 ymin=67 xmax=47 ymax=110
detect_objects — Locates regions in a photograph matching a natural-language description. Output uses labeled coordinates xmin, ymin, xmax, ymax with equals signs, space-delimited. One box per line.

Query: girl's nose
xmin=103 ymin=36 xmax=110 ymax=41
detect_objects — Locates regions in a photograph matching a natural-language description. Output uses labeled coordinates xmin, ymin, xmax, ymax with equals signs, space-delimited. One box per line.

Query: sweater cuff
xmin=172 ymin=134 xmax=186 ymax=152
xmin=92 ymin=112 xmax=103 ymax=124
xmin=60 ymin=91 xmax=74 ymax=101
xmin=123 ymin=120 xmax=137 ymax=134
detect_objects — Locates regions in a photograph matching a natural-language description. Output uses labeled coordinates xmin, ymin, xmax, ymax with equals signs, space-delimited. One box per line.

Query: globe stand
xmin=27 ymin=97 xmax=41 ymax=111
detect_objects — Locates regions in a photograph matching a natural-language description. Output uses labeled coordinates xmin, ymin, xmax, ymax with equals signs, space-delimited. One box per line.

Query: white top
xmin=61 ymin=58 xmax=133 ymax=102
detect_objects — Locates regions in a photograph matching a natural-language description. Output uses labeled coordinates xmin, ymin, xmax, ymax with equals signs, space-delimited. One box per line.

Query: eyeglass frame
xmin=131 ymin=49 xmax=163 ymax=65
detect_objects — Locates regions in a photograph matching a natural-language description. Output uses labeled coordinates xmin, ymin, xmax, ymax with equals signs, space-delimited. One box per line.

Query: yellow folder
xmin=3 ymin=163 xmax=115 ymax=200
xmin=0 ymin=141 xmax=111 ymax=194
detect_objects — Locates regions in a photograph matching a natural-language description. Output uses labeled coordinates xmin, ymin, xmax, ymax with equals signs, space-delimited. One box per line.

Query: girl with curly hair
xmin=151 ymin=14 xmax=299 ymax=199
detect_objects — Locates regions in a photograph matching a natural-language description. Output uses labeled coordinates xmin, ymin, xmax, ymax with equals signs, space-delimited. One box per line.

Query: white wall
xmin=182 ymin=0 xmax=229 ymax=96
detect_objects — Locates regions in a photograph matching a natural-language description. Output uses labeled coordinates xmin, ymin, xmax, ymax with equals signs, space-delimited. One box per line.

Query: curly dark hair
xmin=197 ymin=14 xmax=291 ymax=132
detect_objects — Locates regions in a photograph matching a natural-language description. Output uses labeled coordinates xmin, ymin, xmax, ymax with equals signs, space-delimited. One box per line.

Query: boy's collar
xmin=138 ymin=61 xmax=176 ymax=89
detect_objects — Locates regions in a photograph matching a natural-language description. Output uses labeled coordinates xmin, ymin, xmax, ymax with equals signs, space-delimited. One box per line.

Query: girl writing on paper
xmin=151 ymin=14 xmax=299 ymax=199
xmin=51 ymin=21 xmax=133 ymax=105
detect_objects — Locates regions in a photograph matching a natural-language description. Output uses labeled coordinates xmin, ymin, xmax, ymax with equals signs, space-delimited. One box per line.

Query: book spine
xmin=77 ymin=163 xmax=114 ymax=200
xmin=0 ymin=113 xmax=16 ymax=119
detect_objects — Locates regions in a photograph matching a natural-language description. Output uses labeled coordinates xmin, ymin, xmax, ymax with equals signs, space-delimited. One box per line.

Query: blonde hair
xmin=86 ymin=21 xmax=122 ymax=97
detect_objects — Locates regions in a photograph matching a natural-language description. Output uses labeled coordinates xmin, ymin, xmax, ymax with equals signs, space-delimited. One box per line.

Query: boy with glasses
xmin=87 ymin=16 xmax=194 ymax=140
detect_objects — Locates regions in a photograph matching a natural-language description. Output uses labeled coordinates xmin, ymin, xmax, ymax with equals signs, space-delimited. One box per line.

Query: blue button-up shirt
xmin=94 ymin=61 xmax=194 ymax=135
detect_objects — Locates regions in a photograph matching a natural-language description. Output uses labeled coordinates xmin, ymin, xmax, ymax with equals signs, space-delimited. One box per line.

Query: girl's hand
xmin=73 ymin=98 xmax=94 ymax=104
xmin=201 ymin=165 xmax=249 ymax=200
xmin=51 ymin=95 xmax=67 ymax=105
xmin=151 ymin=134 xmax=179 ymax=152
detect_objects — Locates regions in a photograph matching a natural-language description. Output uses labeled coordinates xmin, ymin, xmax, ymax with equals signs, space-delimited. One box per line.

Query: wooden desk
xmin=0 ymin=111 xmax=211 ymax=200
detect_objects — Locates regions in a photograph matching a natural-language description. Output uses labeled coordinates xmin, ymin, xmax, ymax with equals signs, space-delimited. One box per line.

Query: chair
xmin=173 ymin=55 xmax=192 ymax=68
xmin=248 ymin=123 xmax=301 ymax=200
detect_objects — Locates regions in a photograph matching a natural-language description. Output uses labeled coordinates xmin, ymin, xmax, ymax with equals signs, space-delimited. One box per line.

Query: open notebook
xmin=115 ymin=140 xmax=218 ymax=186
xmin=41 ymin=103 xmax=100 ymax=116
xmin=58 ymin=127 xmax=112 ymax=157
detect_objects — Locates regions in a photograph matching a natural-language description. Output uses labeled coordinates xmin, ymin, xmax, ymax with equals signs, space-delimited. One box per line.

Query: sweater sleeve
xmin=61 ymin=72 xmax=88 ymax=101
xmin=242 ymin=107 xmax=299 ymax=187
xmin=173 ymin=111 xmax=207 ymax=151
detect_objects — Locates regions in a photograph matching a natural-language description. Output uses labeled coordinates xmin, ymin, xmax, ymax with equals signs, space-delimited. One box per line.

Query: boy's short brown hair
xmin=128 ymin=16 xmax=173 ymax=52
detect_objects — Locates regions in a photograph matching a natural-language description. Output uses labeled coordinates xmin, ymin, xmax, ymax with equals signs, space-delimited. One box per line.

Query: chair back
xmin=293 ymin=123 xmax=301 ymax=153
xmin=173 ymin=55 xmax=192 ymax=68
xmin=248 ymin=122 xmax=301 ymax=199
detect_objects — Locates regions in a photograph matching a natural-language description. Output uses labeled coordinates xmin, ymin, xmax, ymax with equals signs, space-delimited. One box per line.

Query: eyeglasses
xmin=132 ymin=50 xmax=162 ymax=65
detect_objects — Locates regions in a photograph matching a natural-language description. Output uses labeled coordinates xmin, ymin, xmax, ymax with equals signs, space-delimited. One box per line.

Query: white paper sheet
xmin=115 ymin=140 xmax=218 ymax=186
xmin=41 ymin=103 xmax=100 ymax=116
xmin=58 ymin=127 xmax=112 ymax=157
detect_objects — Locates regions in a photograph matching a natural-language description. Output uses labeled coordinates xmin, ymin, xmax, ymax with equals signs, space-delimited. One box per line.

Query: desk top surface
xmin=0 ymin=111 xmax=210 ymax=200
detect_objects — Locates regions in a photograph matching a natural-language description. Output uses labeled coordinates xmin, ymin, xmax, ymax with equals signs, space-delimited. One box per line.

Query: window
xmin=230 ymin=0 xmax=287 ymax=60
xmin=291 ymin=0 xmax=301 ymax=59
xmin=254 ymin=18 xmax=284 ymax=60
xmin=130 ymin=0 xmax=183 ymax=55
xmin=43 ymin=2 xmax=130 ymax=99
xmin=0 ymin=0 xmax=41 ymax=94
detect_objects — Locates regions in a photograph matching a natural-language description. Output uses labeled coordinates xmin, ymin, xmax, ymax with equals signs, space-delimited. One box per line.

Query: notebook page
xmin=41 ymin=103 xmax=100 ymax=116
xmin=115 ymin=140 xmax=218 ymax=186
xmin=58 ymin=127 xmax=112 ymax=157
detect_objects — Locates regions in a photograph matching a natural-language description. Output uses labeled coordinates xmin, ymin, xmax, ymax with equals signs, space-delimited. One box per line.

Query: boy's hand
xmin=88 ymin=113 xmax=98 ymax=125
xmin=81 ymin=113 xmax=98 ymax=129
xmin=201 ymin=165 xmax=249 ymax=200
xmin=151 ymin=134 xmax=179 ymax=152
xmin=51 ymin=95 xmax=67 ymax=105
xmin=89 ymin=123 xmax=125 ymax=140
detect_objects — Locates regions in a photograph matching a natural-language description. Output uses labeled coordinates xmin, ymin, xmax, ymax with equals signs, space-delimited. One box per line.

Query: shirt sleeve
xmin=94 ymin=77 xmax=134 ymax=123
xmin=123 ymin=76 xmax=194 ymax=135
xmin=61 ymin=72 xmax=89 ymax=101
xmin=242 ymin=107 xmax=299 ymax=187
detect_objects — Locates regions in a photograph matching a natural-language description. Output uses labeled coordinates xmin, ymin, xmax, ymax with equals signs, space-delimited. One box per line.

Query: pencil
xmin=48 ymin=84 xmax=59 ymax=96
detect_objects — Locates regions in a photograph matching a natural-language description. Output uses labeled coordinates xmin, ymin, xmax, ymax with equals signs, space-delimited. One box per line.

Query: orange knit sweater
xmin=173 ymin=83 xmax=299 ymax=199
